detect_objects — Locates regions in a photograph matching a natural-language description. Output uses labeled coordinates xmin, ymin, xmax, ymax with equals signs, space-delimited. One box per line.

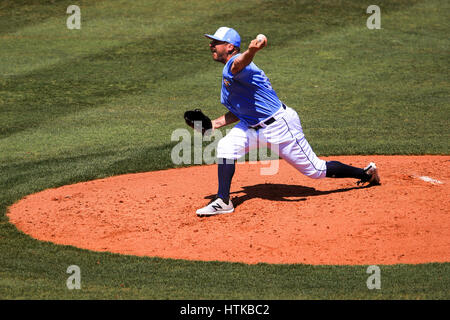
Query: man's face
xmin=209 ymin=39 xmax=233 ymax=63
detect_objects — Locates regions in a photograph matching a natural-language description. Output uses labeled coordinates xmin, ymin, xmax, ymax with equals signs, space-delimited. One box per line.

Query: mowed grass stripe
xmin=1 ymin=0 xmax=232 ymax=76
xmin=2 ymin=0 xmax=288 ymax=139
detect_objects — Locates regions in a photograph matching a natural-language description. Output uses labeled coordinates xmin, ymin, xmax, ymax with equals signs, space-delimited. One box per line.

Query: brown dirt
xmin=7 ymin=156 xmax=450 ymax=265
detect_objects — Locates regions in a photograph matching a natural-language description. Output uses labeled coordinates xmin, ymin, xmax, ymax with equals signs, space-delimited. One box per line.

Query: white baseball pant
xmin=216 ymin=104 xmax=327 ymax=179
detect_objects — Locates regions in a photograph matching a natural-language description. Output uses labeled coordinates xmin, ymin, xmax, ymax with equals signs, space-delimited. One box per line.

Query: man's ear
xmin=227 ymin=43 xmax=235 ymax=54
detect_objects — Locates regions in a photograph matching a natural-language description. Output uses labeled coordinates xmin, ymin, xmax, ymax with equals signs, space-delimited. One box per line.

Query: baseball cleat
xmin=358 ymin=162 xmax=381 ymax=186
xmin=196 ymin=197 xmax=234 ymax=217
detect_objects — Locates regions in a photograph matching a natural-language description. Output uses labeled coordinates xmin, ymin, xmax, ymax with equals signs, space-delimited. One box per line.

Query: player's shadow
xmin=205 ymin=183 xmax=368 ymax=208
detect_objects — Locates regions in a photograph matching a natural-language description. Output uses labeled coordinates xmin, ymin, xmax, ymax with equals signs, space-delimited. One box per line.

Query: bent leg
xmin=215 ymin=123 xmax=255 ymax=204
xmin=217 ymin=159 xmax=236 ymax=204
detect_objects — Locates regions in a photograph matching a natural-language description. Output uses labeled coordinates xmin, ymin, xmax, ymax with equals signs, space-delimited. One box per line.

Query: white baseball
xmin=256 ymin=34 xmax=267 ymax=44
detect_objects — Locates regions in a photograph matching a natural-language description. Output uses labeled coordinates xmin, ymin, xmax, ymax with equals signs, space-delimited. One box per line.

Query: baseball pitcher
xmin=188 ymin=27 xmax=380 ymax=217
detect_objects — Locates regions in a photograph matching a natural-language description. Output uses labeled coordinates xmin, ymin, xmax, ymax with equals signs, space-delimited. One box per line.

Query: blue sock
xmin=326 ymin=161 xmax=369 ymax=181
xmin=217 ymin=158 xmax=235 ymax=204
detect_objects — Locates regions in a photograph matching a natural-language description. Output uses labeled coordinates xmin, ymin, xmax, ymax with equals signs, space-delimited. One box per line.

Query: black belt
xmin=250 ymin=103 xmax=286 ymax=130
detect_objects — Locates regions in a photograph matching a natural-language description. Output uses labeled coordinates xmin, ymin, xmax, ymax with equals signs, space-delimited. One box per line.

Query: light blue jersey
xmin=221 ymin=54 xmax=282 ymax=126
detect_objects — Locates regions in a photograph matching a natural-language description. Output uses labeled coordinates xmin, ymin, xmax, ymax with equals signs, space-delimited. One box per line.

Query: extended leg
xmin=326 ymin=161 xmax=368 ymax=179
xmin=326 ymin=161 xmax=380 ymax=185
xmin=268 ymin=106 xmax=379 ymax=184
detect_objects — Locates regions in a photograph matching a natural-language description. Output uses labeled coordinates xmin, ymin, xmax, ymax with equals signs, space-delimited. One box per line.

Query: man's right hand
xmin=231 ymin=37 xmax=266 ymax=74
xmin=248 ymin=37 xmax=267 ymax=53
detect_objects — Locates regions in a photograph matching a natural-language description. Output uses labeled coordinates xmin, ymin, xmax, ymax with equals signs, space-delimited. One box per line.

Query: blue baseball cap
xmin=204 ymin=27 xmax=241 ymax=48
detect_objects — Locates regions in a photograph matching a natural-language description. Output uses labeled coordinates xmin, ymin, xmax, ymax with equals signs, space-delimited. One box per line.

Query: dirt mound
xmin=7 ymin=156 xmax=450 ymax=265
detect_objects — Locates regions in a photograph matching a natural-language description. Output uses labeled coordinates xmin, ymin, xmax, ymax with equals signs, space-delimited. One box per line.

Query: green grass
xmin=0 ymin=0 xmax=449 ymax=299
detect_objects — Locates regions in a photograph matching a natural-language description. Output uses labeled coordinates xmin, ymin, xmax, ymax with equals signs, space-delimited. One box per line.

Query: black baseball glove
xmin=184 ymin=109 xmax=213 ymax=135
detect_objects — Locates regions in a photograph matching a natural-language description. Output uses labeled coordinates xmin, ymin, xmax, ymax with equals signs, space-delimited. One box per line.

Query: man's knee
xmin=290 ymin=159 xmax=327 ymax=179
xmin=305 ymin=169 xmax=327 ymax=179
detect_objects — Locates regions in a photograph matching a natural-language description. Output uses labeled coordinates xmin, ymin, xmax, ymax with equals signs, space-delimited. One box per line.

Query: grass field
xmin=0 ymin=0 xmax=449 ymax=300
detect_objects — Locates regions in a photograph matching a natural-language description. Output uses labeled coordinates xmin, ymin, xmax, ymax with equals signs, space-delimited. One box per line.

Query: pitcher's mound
xmin=7 ymin=156 xmax=450 ymax=265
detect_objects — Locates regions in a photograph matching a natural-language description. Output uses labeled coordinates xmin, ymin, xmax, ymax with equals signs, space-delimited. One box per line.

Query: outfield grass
xmin=0 ymin=0 xmax=449 ymax=299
